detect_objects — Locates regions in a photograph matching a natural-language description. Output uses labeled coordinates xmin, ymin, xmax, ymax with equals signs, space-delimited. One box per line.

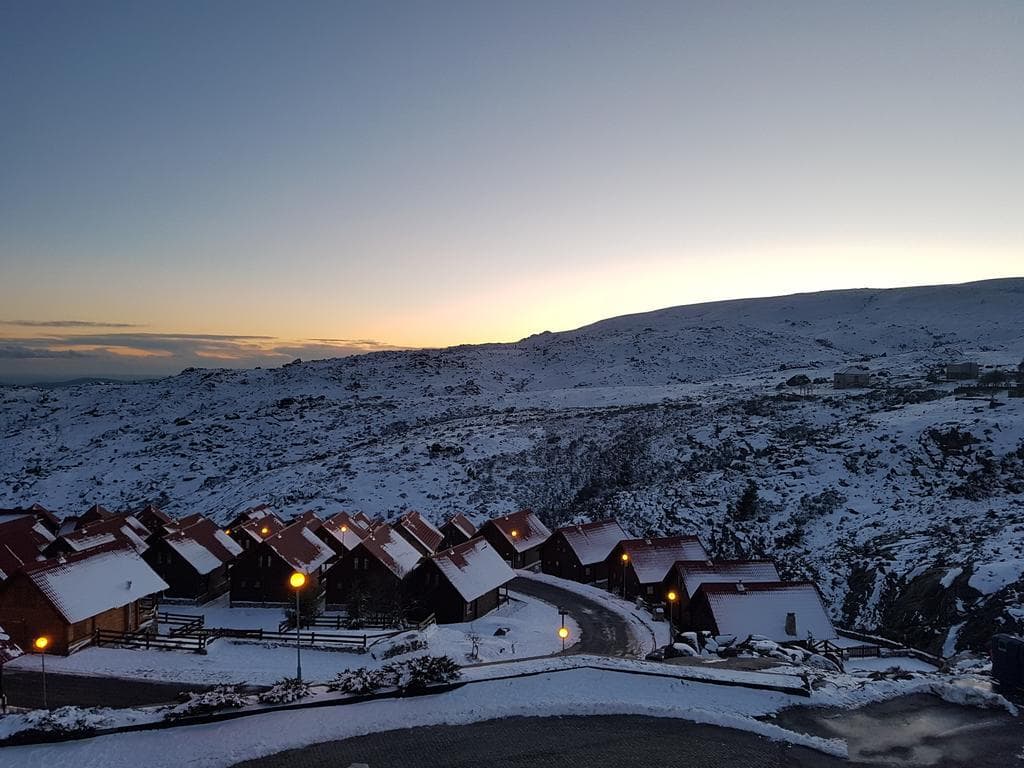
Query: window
xmin=584 ymin=567 xmax=591 ymax=576
xmin=645 ymin=585 xmax=654 ymax=595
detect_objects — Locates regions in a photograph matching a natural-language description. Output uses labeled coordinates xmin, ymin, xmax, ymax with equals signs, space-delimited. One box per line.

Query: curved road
xmin=510 ymin=576 xmax=643 ymax=657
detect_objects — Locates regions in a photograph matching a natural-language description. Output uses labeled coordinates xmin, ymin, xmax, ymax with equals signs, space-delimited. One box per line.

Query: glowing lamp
xmin=621 ymin=553 xmax=629 ymax=563
xmin=667 ymin=591 xmax=678 ymax=603
xmin=260 ymin=526 xmax=270 ymax=535
xmin=289 ymin=572 xmax=307 ymax=589
xmin=557 ymin=627 xmax=569 ymax=640
xmin=340 ymin=525 xmax=348 ymax=533
xmin=510 ymin=529 xmax=519 ymax=538
xmin=34 ymin=636 xmax=49 ymax=651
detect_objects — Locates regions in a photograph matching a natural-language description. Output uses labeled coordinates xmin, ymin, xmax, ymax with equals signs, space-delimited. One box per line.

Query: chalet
xmin=0 ymin=505 xmax=60 ymax=536
xmin=439 ymin=513 xmax=477 ymax=548
xmin=607 ymin=536 xmax=709 ymax=601
xmin=134 ymin=504 xmax=174 ymax=535
xmin=323 ymin=524 xmax=421 ymax=607
xmin=227 ymin=512 xmax=286 ymax=553
xmin=479 ymin=510 xmax=552 ymax=569
xmin=144 ymin=515 xmax=242 ymax=603
xmin=393 ymin=510 xmax=444 ymax=556
xmin=229 ymin=519 xmax=333 ymax=605
xmin=945 ymin=361 xmax=980 ymax=380
xmin=316 ymin=511 xmax=371 ymax=555
xmin=0 ymin=515 xmax=54 ymax=582
xmin=688 ymin=581 xmax=836 ymax=644
xmin=663 ymin=559 xmax=780 ymax=628
xmin=833 ymin=366 xmax=871 ymax=389
xmin=411 ymin=538 xmax=514 ymax=623
xmin=45 ymin=514 xmax=150 ymax=557
xmin=0 ymin=543 xmax=168 ymax=656
xmin=542 ymin=519 xmax=627 ymax=583
xmin=223 ymin=504 xmax=278 ymax=534
xmin=78 ymin=503 xmax=116 ymax=527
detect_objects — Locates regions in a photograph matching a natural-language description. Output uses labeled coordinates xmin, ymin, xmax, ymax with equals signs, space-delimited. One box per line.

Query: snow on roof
xmin=26 ymin=545 xmax=169 ymax=624
xmin=698 ymin=581 xmax=836 ymax=642
xmin=445 ymin=513 xmax=477 ymax=540
xmin=264 ymin=522 xmax=333 ymax=574
xmin=620 ymin=536 xmax=709 ymax=584
xmin=431 ymin=538 xmax=514 ymax=602
xmin=673 ymin=560 xmax=781 ymax=598
xmin=238 ymin=514 xmax=286 ymax=542
xmin=395 ymin=510 xmax=444 ymax=554
xmin=163 ymin=516 xmax=242 ymax=575
xmin=320 ymin=512 xmax=370 ymax=551
xmin=0 ymin=623 xmax=21 ymax=663
xmin=61 ymin=515 xmax=150 ymax=554
xmin=486 ymin=510 xmax=552 ymax=553
xmin=557 ymin=519 xmax=627 ymax=565
xmin=0 ymin=516 xmax=51 ymax=580
xmin=359 ymin=524 xmax=422 ymax=579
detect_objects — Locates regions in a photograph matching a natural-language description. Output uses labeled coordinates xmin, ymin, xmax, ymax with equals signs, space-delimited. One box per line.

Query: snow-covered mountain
xmin=3 ymin=277 xmax=1023 ymax=654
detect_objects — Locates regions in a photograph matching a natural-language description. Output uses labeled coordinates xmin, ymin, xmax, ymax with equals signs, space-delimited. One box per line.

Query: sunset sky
xmin=1 ymin=1 xmax=1022 ymax=382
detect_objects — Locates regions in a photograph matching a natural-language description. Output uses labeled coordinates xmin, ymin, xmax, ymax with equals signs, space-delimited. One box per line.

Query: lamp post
xmin=558 ymin=625 xmax=569 ymax=652
xmin=666 ymin=590 xmax=678 ymax=642
xmin=33 ymin=636 xmax=49 ymax=709
xmin=620 ymin=552 xmax=629 ymax=599
xmin=289 ymin=572 xmax=306 ymax=681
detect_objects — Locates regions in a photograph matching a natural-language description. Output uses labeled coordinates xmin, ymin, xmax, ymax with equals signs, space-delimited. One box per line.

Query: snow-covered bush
xmin=326 ymin=655 xmax=460 ymax=695
xmin=402 ymin=654 xmax=461 ymax=690
xmin=257 ymin=677 xmax=312 ymax=705
xmin=381 ymin=637 xmax=428 ymax=659
xmin=166 ymin=686 xmax=250 ymax=720
xmin=0 ymin=706 xmax=107 ymax=744
xmin=326 ymin=665 xmax=400 ymax=695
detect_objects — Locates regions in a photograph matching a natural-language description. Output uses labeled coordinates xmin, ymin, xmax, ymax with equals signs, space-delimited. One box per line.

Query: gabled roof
xmin=557 ymin=519 xmax=627 ymax=566
xmin=79 ymin=503 xmax=115 ymax=525
xmin=619 ymin=536 xmax=709 ymax=584
xmin=237 ymin=514 xmax=286 ymax=542
xmin=319 ymin=512 xmax=370 ymax=552
xmin=672 ymin=559 xmax=780 ymax=598
xmin=24 ymin=544 xmax=169 ymax=624
xmin=443 ymin=513 xmax=477 ymax=540
xmin=163 ymin=516 xmax=242 ymax=575
xmin=225 ymin=504 xmax=277 ymax=531
xmin=357 ymin=524 xmax=422 ymax=579
xmin=696 ymin=581 xmax=836 ymax=642
xmin=0 ymin=516 xmax=51 ymax=580
xmin=430 ymin=538 xmax=514 ymax=602
xmin=394 ymin=511 xmax=444 ymax=554
xmin=290 ymin=510 xmax=323 ymax=531
xmin=59 ymin=514 xmax=150 ymax=554
xmin=485 ymin=510 xmax=552 ymax=553
xmin=264 ymin=520 xmax=333 ymax=574
xmin=136 ymin=504 xmax=172 ymax=528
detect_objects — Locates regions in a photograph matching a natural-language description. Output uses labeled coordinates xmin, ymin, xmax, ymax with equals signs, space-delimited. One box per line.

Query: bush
xmin=326 ymin=655 xmax=461 ymax=695
xmin=381 ymin=638 xmax=428 ymax=659
xmin=403 ymin=655 xmax=461 ymax=690
xmin=257 ymin=677 xmax=312 ymax=705
xmin=166 ymin=686 xmax=250 ymax=720
xmin=0 ymin=707 xmax=104 ymax=744
xmin=327 ymin=666 xmax=400 ymax=694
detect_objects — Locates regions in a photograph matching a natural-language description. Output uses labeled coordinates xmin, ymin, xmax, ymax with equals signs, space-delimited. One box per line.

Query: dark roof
xmin=136 ymin=504 xmax=172 ymax=526
xmin=263 ymin=520 xmax=333 ymax=574
xmin=163 ymin=515 xmax=243 ymax=573
xmin=0 ymin=516 xmax=53 ymax=580
xmin=443 ymin=514 xmax=477 ymax=540
xmin=618 ymin=536 xmax=709 ymax=584
xmin=394 ymin=511 xmax=444 ymax=554
xmin=671 ymin=559 xmax=781 ymax=597
xmin=319 ymin=512 xmax=371 ymax=552
xmin=356 ymin=524 xmax=422 ymax=579
xmin=236 ymin=513 xmax=286 ymax=542
xmin=484 ymin=510 xmax=552 ymax=552
xmin=56 ymin=514 xmax=150 ymax=554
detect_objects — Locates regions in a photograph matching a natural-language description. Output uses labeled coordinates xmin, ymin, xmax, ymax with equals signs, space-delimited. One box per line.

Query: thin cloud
xmin=0 ymin=344 xmax=88 ymax=359
xmin=0 ymin=319 xmax=143 ymax=328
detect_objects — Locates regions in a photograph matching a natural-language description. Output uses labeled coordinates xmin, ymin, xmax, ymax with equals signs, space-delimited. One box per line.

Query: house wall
xmin=541 ymin=533 xmax=594 ymax=582
xmin=439 ymin=523 xmax=472 ymax=550
xmin=686 ymin=593 xmax=721 ymax=636
xmin=323 ymin=545 xmax=402 ymax=606
xmin=230 ymin=543 xmax=321 ymax=605
xmin=480 ymin=525 xmax=540 ymax=569
xmin=0 ymin=575 xmax=68 ymax=654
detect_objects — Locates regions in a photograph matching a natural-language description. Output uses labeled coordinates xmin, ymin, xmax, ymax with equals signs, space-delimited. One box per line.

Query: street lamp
xmin=666 ymin=590 xmax=678 ymax=640
xmin=260 ymin=526 xmax=270 ymax=536
xmin=558 ymin=625 xmax=569 ymax=652
xmin=34 ymin=636 xmax=49 ymax=709
xmin=289 ymin=572 xmax=306 ymax=681
xmin=620 ymin=552 xmax=630 ymax=599
xmin=340 ymin=524 xmax=348 ymax=550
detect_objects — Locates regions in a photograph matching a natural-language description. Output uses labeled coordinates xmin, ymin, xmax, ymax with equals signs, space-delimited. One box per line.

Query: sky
xmin=1 ymin=1 xmax=1022 ymax=382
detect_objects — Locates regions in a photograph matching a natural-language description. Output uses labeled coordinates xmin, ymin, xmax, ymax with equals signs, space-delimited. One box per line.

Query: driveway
xmin=509 ymin=576 xmax=639 ymax=657
xmin=2 ymin=669 xmax=210 ymax=709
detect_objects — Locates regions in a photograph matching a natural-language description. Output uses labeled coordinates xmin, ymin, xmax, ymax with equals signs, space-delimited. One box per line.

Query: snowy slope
xmin=2 ymin=278 xmax=1023 ymax=653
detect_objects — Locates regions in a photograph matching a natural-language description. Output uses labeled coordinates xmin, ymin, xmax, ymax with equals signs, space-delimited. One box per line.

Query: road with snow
xmin=509 ymin=576 xmax=638 ymax=656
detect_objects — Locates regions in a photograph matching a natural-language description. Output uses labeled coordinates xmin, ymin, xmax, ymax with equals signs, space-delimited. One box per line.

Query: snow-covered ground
xmin=844 ymin=656 xmax=939 ymax=673
xmin=7 ymin=591 xmax=578 ymax=686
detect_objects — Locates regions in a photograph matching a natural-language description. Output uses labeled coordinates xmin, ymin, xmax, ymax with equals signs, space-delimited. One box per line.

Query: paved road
xmin=232 ymin=714 xmax=842 ymax=768
xmin=510 ymin=576 xmax=640 ymax=657
xmin=2 ymin=669 xmax=210 ymax=709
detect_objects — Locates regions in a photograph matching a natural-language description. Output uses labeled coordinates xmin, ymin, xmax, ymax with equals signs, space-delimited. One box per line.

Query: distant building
xmin=663 ymin=559 xmax=780 ymax=628
xmin=542 ymin=519 xmax=627 ymax=583
xmin=833 ymin=366 xmax=871 ymax=389
xmin=45 ymin=514 xmax=151 ymax=558
xmin=688 ymin=581 xmax=836 ymax=644
xmin=316 ymin=511 xmax=372 ymax=556
xmin=393 ymin=510 xmax=445 ymax=556
xmin=479 ymin=510 xmax=552 ymax=569
xmin=0 ymin=543 xmax=168 ymax=655
xmin=144 ymin=514 xmax=242 ymax=603
xmin=439 ymin=514 xmax=477 ymax=549
xmin=134 ymin=504 xmax=174 ymax=536
xmin=945 ymin=362 xmax=980 ymax=381
xmin=411 ymin=538 xmax=514 ymax=623
xmin=0 ymin=515 xmax=54 ymax=583
xmin=607 ymin=536 xmax=709 ymax=601
xmin=226 ymin=512 xmax=286 ymax=554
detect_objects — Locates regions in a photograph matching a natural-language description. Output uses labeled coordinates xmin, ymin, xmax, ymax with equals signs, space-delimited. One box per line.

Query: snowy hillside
xmin=2 ymin=278 xmax=1023 ymax=654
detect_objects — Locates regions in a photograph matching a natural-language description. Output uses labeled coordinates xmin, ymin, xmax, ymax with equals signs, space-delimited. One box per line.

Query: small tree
xmin=734 ymin=480 xmax=760 ymax=521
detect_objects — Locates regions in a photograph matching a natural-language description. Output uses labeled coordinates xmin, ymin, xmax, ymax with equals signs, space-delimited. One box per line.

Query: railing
xmin=205 ymin=627 xmax=369 ymax=651
xmin=159 ymin=611 xmax=205 ymax=635
xmin=95 ymin=628 xmax=208 ymax=654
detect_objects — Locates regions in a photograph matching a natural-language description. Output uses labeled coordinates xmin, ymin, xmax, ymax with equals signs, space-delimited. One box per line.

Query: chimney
xmin=126 ymin=579 xmax=133 ymax=590
xmin=736 ymin=580 xmax=746 ymax=593
xmin=785 ymin=612 xmax=798 ymax=636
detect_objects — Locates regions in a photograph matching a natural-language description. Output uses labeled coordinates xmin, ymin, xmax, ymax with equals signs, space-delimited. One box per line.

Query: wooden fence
xmin=95 ymin=628 xmax=209 ymax=654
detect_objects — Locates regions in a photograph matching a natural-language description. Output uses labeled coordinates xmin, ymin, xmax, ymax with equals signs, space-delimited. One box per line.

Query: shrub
xmin=166 ymin=686 xmax=250 ymax=720
xmin=326 ymin=655 xmax=461 ymax=695
xmin=0 ymin=707 xmax=104 ymax=744
xmin=326 ymin=666 xmax=401 ymax=695
xmin=381 ymin=638 xmax=428 ymax=659
xmin=257 ymin=677 xmax=312 ymax=705
xmin=402 ymin=655 xmax=461 ymax=690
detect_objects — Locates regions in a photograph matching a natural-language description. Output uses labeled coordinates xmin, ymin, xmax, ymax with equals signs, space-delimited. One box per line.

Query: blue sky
xmin=1 ymin=1 xmax=1021 ymax=381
